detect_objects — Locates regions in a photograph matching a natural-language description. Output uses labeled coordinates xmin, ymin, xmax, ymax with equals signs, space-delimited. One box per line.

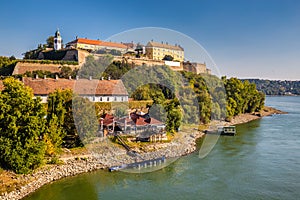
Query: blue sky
xmin=0 ymin=0 xmax=299 ymax=80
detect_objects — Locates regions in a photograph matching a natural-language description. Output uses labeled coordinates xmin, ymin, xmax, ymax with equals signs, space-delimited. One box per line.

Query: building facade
xmin=145 ymin=41 xmax=184 ymax=62
xmin=183 ymin=62 xmax=211 ymax=74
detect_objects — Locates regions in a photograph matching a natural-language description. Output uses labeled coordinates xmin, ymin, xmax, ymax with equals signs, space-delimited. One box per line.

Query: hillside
xmin=242 ymin=79 xmax=300 ymax=95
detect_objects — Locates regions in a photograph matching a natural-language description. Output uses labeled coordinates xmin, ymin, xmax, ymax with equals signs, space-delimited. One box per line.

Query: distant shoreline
xmin=0 ymin=106 xmax=287 ymax=200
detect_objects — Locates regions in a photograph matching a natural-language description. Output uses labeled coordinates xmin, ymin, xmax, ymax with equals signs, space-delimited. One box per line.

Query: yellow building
xmin=145 ymin=41 xmax=184 ymax=62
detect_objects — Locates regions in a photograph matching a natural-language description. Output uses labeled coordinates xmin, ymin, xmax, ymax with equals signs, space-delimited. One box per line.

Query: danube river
xmin=24 ymin=96 xmax=300 ymax=200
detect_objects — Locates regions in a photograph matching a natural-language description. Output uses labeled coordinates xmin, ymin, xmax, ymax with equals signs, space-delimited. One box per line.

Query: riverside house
xmin=100 ymin=112 xmax=167 ymax=142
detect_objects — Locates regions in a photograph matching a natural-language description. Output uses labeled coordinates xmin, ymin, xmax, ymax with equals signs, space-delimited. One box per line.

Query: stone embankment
xmin=0 ymin=131 xmax=204 ymax=200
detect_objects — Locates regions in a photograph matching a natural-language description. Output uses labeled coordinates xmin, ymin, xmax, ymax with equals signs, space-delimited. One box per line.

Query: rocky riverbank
xmin=0 ymin=130 xmax=204 ymax=200
xmin=0 ymin=106 xmax=286 ymax=200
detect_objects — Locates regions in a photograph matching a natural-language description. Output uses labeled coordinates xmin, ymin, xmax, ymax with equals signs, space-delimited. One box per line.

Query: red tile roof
xmin=100 ymin=113 xmax=115 ymax=126
xmin=98 ymin=112 xmax=164 ymax=127
xmin=98 ymin=41 xmax=127 ymax=49
xmin=20 ymin=77 xmax=128 ymax=96
xmin=130 ymin=113 xmax=163 ymax=126
xmin=69 ymin=38 xmax=128 ymax=49
xmin=75 ymin=38 xmax=102 ymax=45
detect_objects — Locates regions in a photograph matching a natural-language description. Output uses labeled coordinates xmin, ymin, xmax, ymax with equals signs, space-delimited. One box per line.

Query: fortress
xmin=14 ymin=30 xmax=211 ymax=76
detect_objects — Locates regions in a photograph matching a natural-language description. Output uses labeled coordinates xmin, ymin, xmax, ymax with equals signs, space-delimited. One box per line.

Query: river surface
xmin=24 ymin=96 xmax=300 ymax=200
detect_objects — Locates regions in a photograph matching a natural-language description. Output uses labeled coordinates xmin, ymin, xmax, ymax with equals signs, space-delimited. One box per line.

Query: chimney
xmin=69 ymin=76 xmax=72 ymax=80
xmin=101 ymin=77 xmax=104 ymax=80
xmin=55 ymin=74 xmax=59 ymax=80
xmin=35 ymin=74 xmax=38 ymax=79
xmin=76 ymin=75 xmax=79 ymax=80
xmin=89 ymin=76 xmax=92 ymax=80
xmin=44 ymin=75 xmax=46 ymax=79
xmin=108 ymin=76 xmax=111 ymax=80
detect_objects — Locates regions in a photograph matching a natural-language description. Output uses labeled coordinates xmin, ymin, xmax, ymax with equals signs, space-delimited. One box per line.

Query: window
xmin=107 ymin=97 xmax=109 ymax=101
xmin=100 ymin=97 xmax=102 ymax=101
xmin=114 ymin=97 xmax=117 ymax=101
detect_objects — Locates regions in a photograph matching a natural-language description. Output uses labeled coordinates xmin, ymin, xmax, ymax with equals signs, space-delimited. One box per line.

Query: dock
xmin=109 ymin=156 xmax=166 ymax=172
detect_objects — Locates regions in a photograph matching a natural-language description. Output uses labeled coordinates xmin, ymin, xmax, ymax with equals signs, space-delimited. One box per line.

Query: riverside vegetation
xmin=0 ymin=55 xmax=265 ymax=198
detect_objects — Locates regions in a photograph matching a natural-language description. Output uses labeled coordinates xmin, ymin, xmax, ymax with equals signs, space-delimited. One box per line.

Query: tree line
xmin=243 ymin=79 xmax=300 ymax=95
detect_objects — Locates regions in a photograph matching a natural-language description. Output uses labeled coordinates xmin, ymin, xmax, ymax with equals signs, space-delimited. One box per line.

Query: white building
xmin=54 ymin=29 xmax=62 ymax=50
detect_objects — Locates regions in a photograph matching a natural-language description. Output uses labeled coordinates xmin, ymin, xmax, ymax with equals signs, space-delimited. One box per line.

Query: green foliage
xmin=46 ymin=36 xmax=54 ymax=48
xmin=47 ymin=89 xmax=81 ymax=148
xmin=20 ymin=59 xmax=78 ymax=65
xmin=47 ymin=90 xmax=98 ymax=148
xmin=164 ymin=99 xmax=182 ymax=133
xmin=78 ymin=55 xmax=113 ymax=79
xmin=244 ymin=79 xmax=300 ymax=95
xmin=0 ymin=56 xmax=18 ymax=76
xmin=0 ymin=78 xmax=46 ymax=174
xmin=79 ymin=56 xmax=134 ymax=80
xmin=103 ymin=60 xmax=133 ymax=79
xmin=13 ymin=66 xmax=78 ymax=80
xmin=129 ymin=100 xmax=153 ymax=110
xmin=223 ymin=77 xmax=265 ymax=119
xmin=72 ymin=97 xmax=98 ymax=144
xmin=59 ymin=66 xmax=78 ymax=78
xmin=162 ymin=55 xmax=174 ymax=61
xmin=22 ymin=70 xmax=56 ymax=79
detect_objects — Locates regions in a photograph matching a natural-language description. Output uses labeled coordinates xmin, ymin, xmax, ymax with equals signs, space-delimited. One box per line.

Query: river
xmin=24 ymin=96 xmax=300 ymax=200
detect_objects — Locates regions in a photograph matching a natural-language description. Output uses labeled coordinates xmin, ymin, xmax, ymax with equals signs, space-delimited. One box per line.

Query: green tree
xmin=0 ymin=78 xmax=46 ymax=174
xmin=47 ymin=89 xmax=81 ymax=148
xmin=164 ymin=98 xmax=182 ymax=134
xmin=79 ymin=55 xmax=113 ymax=79
xmin=72 ymin=97 xmax=98 ymax=144
xmin=0 ymin=56 xmax=18 ymax=76
xmin=47 ymin=36 xmax=54 ymax=48
xmin=162 ymin=55 xmax=174 ymax=61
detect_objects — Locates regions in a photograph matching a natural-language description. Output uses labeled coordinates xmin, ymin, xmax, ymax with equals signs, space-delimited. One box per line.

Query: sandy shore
xmin=0 ymin=106 xmax=286 ymax=200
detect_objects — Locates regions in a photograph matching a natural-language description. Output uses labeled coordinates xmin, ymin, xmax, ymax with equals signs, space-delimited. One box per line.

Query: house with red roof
xmin=99 ymin=111 xmax=166 ymax=141
xmin=0 ymin=77 xmax=129 ymax=103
